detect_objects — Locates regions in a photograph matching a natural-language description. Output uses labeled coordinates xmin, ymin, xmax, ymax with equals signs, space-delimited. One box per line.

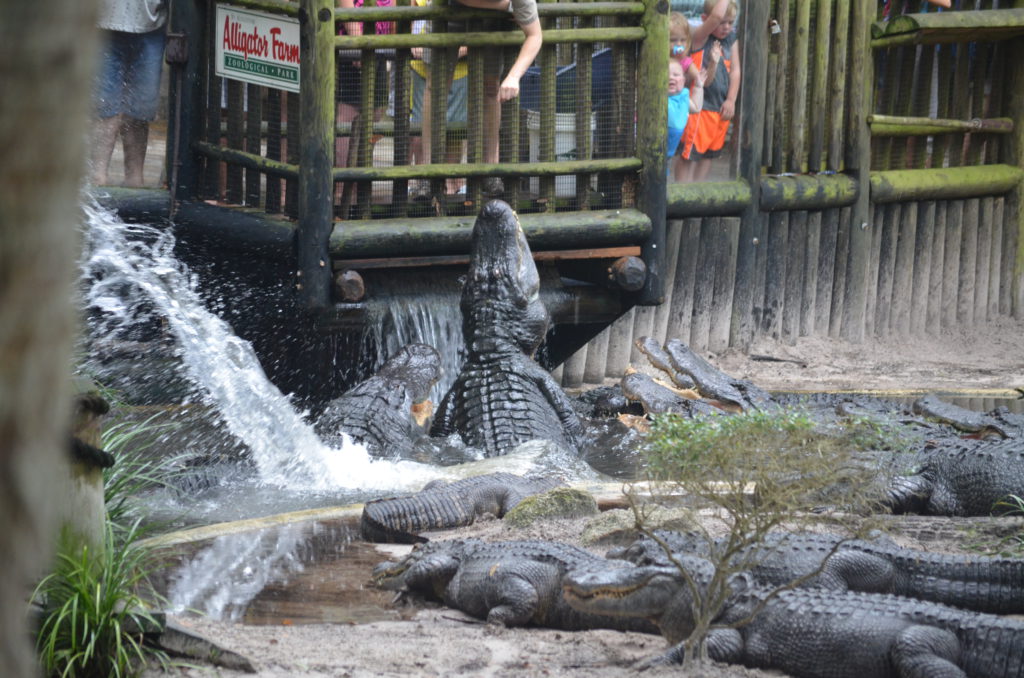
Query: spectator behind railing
xmin=409 ymin=0 xmax=469 ymax=198
xmin=424 ymin=0 xmax=542 ymax=198
xmin=336 ymin=0 xmax=394 ymax=207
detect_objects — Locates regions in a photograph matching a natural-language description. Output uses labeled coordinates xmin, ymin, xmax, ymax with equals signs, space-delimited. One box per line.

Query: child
xmin=667 ymin=46 xmax=716 ymax=179
xmin=677 ymin=0 xmax=738 ymax=183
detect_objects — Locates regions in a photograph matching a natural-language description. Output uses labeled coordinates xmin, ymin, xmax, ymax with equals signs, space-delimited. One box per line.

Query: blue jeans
xmin=95 ymin=28 xmax=166 ymax=121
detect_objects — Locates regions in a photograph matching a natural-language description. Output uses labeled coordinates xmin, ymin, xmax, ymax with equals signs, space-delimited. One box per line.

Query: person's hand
xmin=720 ymin=98 xmax=735 ymax=120
xmin=498 ymin=75 xmax=520 ymax=102
xmin=707 ymin=41 xmax=722 ymax=71
xmin=411 ymin=46 xmax=424 ymax=60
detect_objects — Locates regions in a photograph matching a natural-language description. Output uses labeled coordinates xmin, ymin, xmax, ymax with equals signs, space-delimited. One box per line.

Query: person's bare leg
xmin=445 ymin=136 xmax=466 ymax=193
xmin=677 ymin=157 xmax=697 ymax=183
xmin=335 ymin=101 xmax=358 ymax=203
xmin=693 ymin=157 xmax=714 ymax=182
xmin=121 ymin=117 xmax=150 ymax=187
xmin=90 ymin=114 xmax=122 ymax=186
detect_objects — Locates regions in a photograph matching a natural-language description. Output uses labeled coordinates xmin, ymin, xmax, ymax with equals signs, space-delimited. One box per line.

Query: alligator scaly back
xmin=431 ymin=201 xmax=583 ymax=456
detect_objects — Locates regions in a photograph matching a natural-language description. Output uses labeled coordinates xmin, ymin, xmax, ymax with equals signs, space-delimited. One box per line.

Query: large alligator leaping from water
xmin=429 ymin=200 xmax=584 ymax=457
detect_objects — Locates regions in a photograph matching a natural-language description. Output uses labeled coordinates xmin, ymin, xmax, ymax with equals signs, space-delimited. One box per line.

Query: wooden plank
xmin=751 ymin=210 xmax=771 ymax=337
xmin=814 ymin=208 xmax=839 ymax=334
xmin=730 ymin=0 xmax=770 ymax=350
xmin=665 ymin=218 xmax=701 ymax=343
xmin=245 ymin=84 xmax=263 ymax=207
xmin=654 ymin=220 xmax=685 ymax=342
xmin=764 ymin=211 xmax=789 ymax=340
xmin=990 ymin=196 xmax=1005 ymax=318
xmin=334 ymin=245 xmax=643 ymax=269
xmin=285 ymin=91 xmax=300 ymax=218
xmin=226 ymin=78 xmax=244 ymax=203
xmin=871 ymin=9 xmax=1024 ymax=46
xmin=583 ymin=324 xmax=612 ymax=384
xmin=910 ymin=200 xmax=935 ymax=335
xmin=787 ymin=0 xmax=812 ymax=172
xmin=828 ymin=0 xmax=851 ymax=171
xmin=863 ymin=204 xmax=883 ymax=337
xmin=941 ymin=199 xmax=964 ymax=330
xmin=782 ymin=210 xmax=806 ymax=343
xmin=957 ymin=198 xmax=980 ymax=325
xmin=829 ymin=206 xmax=852 ymax=338
xmin=770 ymin=0 xmax=792 ymax=174
xmin=605 ymin=307 xmax=635 ymax=378
xmin=926 ymin=201 xmax=947 ymax=336
xmin=998 ymin=196 xmax=1014 ymax=316
xmin=561 ymin=344 xmax=587 ymax=388
xmin=974 ymin=197 xmax=994 ymax=323
xmin=709 ymin=217 xmax=740 ymax=352
xmin=808 ymin=0 xmax=832 ymax=172
xmin=629 ymin=306 xmax=657 ymax=364
xmin=874 ymin=203 xmax=900 ymax=336
xmin=891 ymin=201 xmax=917 ymax=336
xmin=689 ymin=219 xmax=716 ymax=352
xmin=264 ymin=89 xmax=282 ymax=213
xmin=801 ymin=211 xmax=821 ymax=336
xmin=841 ymin=0 xmax=872 ymax=341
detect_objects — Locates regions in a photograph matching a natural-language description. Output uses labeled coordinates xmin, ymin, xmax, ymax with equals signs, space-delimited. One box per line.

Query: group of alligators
xmin=309 ymin=201 xmax=1024 ymax=677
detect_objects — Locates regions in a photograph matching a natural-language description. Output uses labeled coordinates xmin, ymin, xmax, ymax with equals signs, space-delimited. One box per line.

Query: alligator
xmin=316 ymin=343 xmax=441 ymax=459
xmin=373 ymin=538 xmax=658 ymax=633
xmin=563 ymin=556 xmax=1024 ymax=677
xmin=430 ymin=200 xmax=583 ymax=457
xmin=619 ymin=371 xmax=722 ymax=418
xmin=912 ymin=393 xmax=1019 ymax=439
xmin=360 ymin=472 xmax=564 ymax=543
xmin=608 ymin=529 xmax=1024 ymax=614
xmin=885 ymin=436 xmax=1024 ymax=516
xmin=635 ymin=336 xmax=773 ymax=412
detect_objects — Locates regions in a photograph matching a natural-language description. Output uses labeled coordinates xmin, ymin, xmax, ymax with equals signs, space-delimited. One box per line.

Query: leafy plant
xmin=101 ymin=413 xmax=184 ymax=538
xmin=630 ymin=406 xmax=886 ymax=667
xmin=34 ymin=520 xmax=171 ymax=678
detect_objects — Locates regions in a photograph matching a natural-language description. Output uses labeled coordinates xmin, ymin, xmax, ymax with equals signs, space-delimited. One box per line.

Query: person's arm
xmin=498 ymin=18 xmax=542 ymax=101
xmin=690 ymin=0 xmax=730 ymax=51
xmin=720 ymin=41 xmax=739 ymax=121
xmin=689 ymin=79 xmax=704 ymax=113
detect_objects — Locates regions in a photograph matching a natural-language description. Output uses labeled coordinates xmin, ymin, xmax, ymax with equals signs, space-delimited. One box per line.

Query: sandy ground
xmin=147 ymin=319 xmax=1024 ymax=678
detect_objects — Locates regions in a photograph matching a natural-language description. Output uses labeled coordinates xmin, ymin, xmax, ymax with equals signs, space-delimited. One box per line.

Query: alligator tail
xmin=898 ymin=553 xmax=1024 ymax=615
xmin=361 ymin=492 xmax=474 ymax=543
xmin=959 ymin=617 xmax=1024 ymax=678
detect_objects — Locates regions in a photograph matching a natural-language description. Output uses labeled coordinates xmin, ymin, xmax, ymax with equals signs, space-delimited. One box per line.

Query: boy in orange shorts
xmin=678 ymin=0 xmax=739 ymax=183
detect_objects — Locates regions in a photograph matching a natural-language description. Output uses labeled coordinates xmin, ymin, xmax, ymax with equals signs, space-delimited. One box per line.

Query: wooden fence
xmin=558 ymin=0 xmax=1024 ymax=387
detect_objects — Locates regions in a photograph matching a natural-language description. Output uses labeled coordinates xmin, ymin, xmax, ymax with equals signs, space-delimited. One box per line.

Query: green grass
xmin=34 ymin=520 xmax=171 ymax=678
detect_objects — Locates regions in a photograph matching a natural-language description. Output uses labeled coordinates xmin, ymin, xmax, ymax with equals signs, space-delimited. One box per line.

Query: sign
xmin=215 ymin=4 xmax=301 ymax=92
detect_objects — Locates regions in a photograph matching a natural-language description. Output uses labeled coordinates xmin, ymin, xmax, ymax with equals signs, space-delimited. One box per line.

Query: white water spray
xmin=80 ymin=199 xmax=445 ymax=492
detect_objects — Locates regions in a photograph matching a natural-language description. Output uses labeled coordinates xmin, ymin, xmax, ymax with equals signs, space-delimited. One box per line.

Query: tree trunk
xmin=0 ymin=2 xmax=100 ymax=675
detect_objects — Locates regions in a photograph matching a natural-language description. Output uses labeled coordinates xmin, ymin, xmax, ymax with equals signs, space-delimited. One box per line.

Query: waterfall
xmin=79 ymin=198 xmax=444 ymax=492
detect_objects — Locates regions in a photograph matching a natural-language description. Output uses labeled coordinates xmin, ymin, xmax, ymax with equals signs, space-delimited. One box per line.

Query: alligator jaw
xmin=563 ymin=566 xmax=682 ymax=618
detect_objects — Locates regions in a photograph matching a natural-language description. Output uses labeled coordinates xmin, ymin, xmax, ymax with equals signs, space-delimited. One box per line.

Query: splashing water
xmin=80 ymin=199 xmax=446 ymax=492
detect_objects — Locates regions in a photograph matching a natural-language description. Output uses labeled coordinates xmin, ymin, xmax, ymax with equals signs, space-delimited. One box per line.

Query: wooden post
xmin=1010 ymin=0 xmax=1024 ymax=317
xmin=841 ymin=0 xmax=873 ymax=341
xmin=730 ymin=0 xmax=769 ymax=349
xmin=635 ymin=0 xmax=668 ymax=305
xmin=296 ymin=0 xmax=336 ymax=312
xmin=167 ymin=0 xmax=205 ymax=204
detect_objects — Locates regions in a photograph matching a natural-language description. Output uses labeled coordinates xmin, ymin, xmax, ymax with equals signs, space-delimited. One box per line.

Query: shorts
xmin=336 ymin=58 xmax=389 ymax=110
xmin=410 ymin=68 xmax=468 ymax=124
xmin=681 ymin=109 xmax=731 ymax=160
xmin=94 ymin=28 xmax=166 ymax=121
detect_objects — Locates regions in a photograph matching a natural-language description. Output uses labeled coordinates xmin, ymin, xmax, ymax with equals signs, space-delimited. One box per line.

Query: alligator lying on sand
xmin=564 ymin=555 xmax=1024 ymax=677
xmin=886 ymin=436 xmax=1024 ymax=516
xmin=360 ymin=472 xmax=564 ymax=543
xmin=634 ymin=336 xmax=773 ymax=412
xmin=373 ymin=538 xmax=657 ymax=633
xmin=316 ymin=343 xmax=441 ymax=459
xmin=430 ymin=200 xmax=583 ymax=457
xmin=609 ymin=529 xmax=1024 ymax=614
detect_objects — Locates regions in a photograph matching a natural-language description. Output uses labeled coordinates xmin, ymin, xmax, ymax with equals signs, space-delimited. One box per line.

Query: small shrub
xmin=631 ymin=406 xmax=886 ymax=666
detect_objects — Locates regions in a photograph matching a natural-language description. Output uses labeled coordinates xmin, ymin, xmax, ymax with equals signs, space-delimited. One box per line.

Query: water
xmin=80 ymin=199 xmax=448 ymax=494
